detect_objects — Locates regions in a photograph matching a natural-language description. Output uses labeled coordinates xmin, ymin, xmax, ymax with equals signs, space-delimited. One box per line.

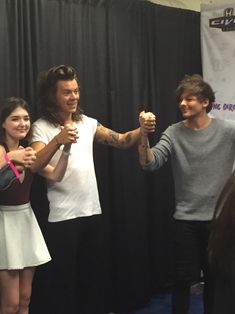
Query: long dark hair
xmin=37 ymin=65 xmax=83 ymax=126
xmin=208 ymin=170 xmax=235 ymax=274
xmin=0 ymin=97 xmax=30 ymax=146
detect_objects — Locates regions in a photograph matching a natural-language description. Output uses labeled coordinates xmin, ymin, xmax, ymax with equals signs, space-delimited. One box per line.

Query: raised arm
xmin=30 ymin=124 xmax=78 ymax=172
xmin=38 ymin=144 xmax=71 ymax=182
xmin=95 ymin=112 xmax=155 ymax=149
xmin=138 ymin=111 xmax=156 ymax=166
xmin=95 ymin=123 xmax=140 ymax=149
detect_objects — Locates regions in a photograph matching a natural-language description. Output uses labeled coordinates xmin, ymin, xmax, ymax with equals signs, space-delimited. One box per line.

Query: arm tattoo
xmin=138 ymin=137 xmax=150 ymax=164
xmin=109 ymin=131 xmax=119 ymax=144
xmin=123 ymin=132 xmax=132 ymax=144
xmin=96 ymin=123 xmax=134 ymax=147
xmin=97 ymin=128 xmax=119 ymax=146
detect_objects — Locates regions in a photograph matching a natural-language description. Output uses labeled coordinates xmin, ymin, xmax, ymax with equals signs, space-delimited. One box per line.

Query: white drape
xmin=201 ymin=2 xmax=235 ymax=120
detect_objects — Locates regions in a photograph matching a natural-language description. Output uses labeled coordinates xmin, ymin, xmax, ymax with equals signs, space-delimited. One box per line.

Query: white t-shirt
xmin=31 ymin=115 xmax=102 ymax=222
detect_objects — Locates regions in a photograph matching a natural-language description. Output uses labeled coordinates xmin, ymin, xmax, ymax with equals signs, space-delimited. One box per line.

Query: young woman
xmin=0 ymin=97 xmax=77 ymax=314
xmin=208 ymin=169 xmax=235 ymax=314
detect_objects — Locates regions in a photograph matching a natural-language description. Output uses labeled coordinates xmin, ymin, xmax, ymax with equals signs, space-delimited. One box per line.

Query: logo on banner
xmin=212 ymin=103 xmax=235 ymax=112
xmin=209 ymin=7 xmax=235 ymax=31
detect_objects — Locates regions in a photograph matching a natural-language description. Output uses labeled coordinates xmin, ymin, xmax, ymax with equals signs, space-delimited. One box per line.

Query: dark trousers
xmin=171 ymin=219 xmax=215 ymax=314
xmin=30 ymin=214 xmax=110 ymax=314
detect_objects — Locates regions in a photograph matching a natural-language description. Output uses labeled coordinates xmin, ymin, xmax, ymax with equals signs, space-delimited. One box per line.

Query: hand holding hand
xmin=55 ymin=124 xmax=79 ymax=145
xmin=22 ymin=147 xmax=37 ymax=167
xmin=8 ymin=147 xmax=37 ymax=168
xmin=139 ymin=111 xmax=156 ymax=135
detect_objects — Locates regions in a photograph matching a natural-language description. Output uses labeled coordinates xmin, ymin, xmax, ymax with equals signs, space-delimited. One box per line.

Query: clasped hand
xmin=139 ymin=111 xmax=156 ymax=135
xmin=56 ymin=124 xmax=79 ymax=145
xmin=10 ymin=147 xmax=37 ymax=172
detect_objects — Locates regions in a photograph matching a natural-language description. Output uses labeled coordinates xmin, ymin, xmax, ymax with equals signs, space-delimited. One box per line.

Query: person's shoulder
xmin=214 ymin=117 xmax=235 ymax=128
xmin=81 ymin=114 xmax=96 ymax=121
xmin=161 ymin=121 xmax=182 ymax=139
xmin=78 ymin=114 xmax=97 ymax=125
xmin=173 ymin=121 xmax=183 ymax=127
xmin=166 ymin=121 xmax=183 ymax=131
xmin=32 ymin=117 xmax=53 ymax=128
xmin=213 ymin=118 xmax=235 ymax=138
xmin=32 ymin=117 xmax=47 ymax=126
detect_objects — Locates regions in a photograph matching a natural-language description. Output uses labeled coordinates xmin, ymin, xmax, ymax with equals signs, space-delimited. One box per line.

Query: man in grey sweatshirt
xmin=138 ymin=74 xmax=235 ymax=314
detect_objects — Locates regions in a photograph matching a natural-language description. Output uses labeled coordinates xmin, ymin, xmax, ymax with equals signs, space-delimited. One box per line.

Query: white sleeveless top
xmin=31 ymin=115 xmax=102 ymax=222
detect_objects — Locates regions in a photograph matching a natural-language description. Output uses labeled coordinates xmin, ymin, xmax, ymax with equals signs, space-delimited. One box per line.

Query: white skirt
xmin=0 ymin=202 xmax=51 ymax=270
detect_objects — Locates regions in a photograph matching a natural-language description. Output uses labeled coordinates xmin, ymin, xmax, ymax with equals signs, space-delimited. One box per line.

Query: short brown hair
xmin=176 ymin=74 xmax=215 ymax=113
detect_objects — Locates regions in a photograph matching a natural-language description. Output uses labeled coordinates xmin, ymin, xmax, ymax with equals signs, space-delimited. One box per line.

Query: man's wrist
xmin=62 ymin=150 xmax=71 ymax=156
xmin=140 ymin=128 xmax=148 ymax=137
xmin=54 ymin=136 xmax=61 ymax=148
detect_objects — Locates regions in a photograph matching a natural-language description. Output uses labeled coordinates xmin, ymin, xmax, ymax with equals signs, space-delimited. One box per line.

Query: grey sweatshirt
xmin=143 ymin=118 xmax=235 ymax=221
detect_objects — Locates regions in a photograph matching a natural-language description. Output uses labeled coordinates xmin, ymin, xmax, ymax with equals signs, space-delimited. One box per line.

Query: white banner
xmin=201 ymin=2 xmax=235 ymax=120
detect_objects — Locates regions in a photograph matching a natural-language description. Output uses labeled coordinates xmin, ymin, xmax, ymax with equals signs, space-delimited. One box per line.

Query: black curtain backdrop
xmin=0 ymin=0 xmax=202 ymax=313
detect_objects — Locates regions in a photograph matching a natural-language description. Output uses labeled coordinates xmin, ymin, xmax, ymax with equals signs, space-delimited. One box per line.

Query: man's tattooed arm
xmin=95 ymin=123 xmax=140 ymax=149
xmin=138 ymin=111 xmax=155 ymax=165
xmin=138 ymin=133 xmax=154 ymax=165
